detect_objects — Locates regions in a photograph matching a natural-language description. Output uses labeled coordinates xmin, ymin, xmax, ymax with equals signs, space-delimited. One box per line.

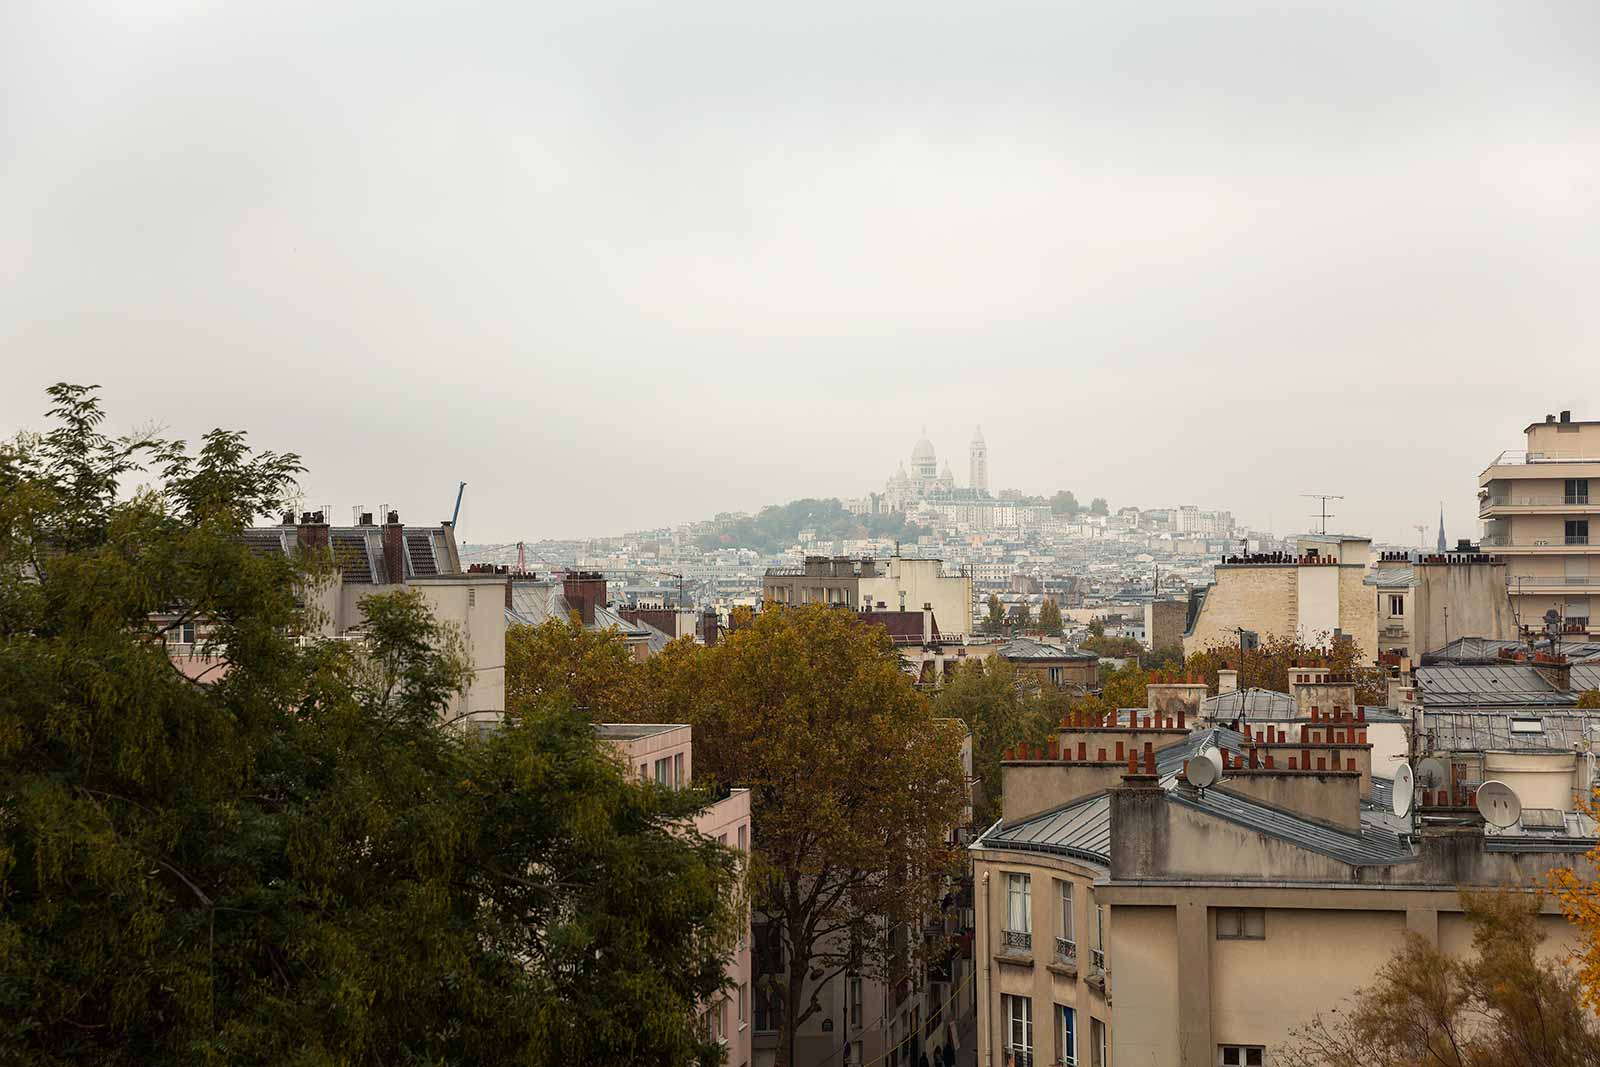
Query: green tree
xmin=1100 ymin=661 xmax=1151 ymax=708
xmin=1087 ymin=618 xmax=1106 ymax=639
xmin=1577 ymin=689 xmax=1600 ymax=709
xmin=1089 ymin=497 xmax=1109 ymax=516
xmin=1185 ymin=633 xmax=1386 ymax=705
xmin=505 ymin=613 xmax=642 ymax=716
xmin=986 ymin=593 xmax=1006 ymax=632
xmin=934 ymin=659 xmax=1058 ymax=826
xmin=667 ymin=605 xmax=967 ymax=1067
xmin=1283 ymin=890 xmax=1600 ymax=1066
xmin=1050 ymin=490 xmax=1081 ymax=515
xmin=1037 ymin=598 xmax=1063 ymax=636
xmin=0 ymin=385 xmax=739 ymax=1066
xmin=1012 ymin=602 xmax=1032 ymax=632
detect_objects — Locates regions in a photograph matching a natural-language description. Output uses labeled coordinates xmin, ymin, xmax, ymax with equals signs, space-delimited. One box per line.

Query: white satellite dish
xmin=1185 ymin=746 xmax=1223 ymax=789
xmin=1475 ymin=780 xmax=1522 ymax=829
xmin=1392 ymin=763 xmax=1415 ymax=818
xmin=1416 ymin=757 xmax=1449 ymax=791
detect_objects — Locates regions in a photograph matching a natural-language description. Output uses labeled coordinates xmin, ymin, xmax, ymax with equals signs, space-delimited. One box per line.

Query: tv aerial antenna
xmin=1302 ymin=493 xmax=1344 ymax=535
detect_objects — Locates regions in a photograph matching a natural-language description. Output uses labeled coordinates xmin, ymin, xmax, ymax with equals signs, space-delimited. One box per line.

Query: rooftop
xmin=593 ymin=723 xmax=688 ymax=741
xmin=997 ymin=637 xmax=1098 ymax=661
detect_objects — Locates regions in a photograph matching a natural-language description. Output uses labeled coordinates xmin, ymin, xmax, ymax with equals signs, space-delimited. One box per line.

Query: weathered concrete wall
xmin=1214 ymin=772 xmax=1361 ymax=831
xmin=1001 ymin=761 xmax=1128 ymax=821
xmin=1337 ymin=564 xmax=1378 ymax=655
xmin=1145 ymin=598 xmax=1189 ymax=651
xmin=1412 ymin=562 xmax=1517 ymax=657
xmin=1107 ymin=905 xmax=1178 ymax=1067
xmin=1184 ymin=566 xmax=1298 ymax=657
xmin=1482 ymin=751 xmax=1582 ymax=812
xmin=1146 ymin=683 xmax=1207 ymax=720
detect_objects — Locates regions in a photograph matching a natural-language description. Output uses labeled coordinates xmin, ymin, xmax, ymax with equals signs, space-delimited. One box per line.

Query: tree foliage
xmin=694 ymin=497 xmax=920 ymax=553
xmin=934 ymin=659 xmax=1060 ymax=826
xmin=1099 ymin=662 xmax=1151 ymax=709
xmin=1088 ymin=497 xmax=1109 ymax=516
xmin=0 ymin=385 xmax=738 ymax=1066
xmin=1282 ymin=891 xmax=1600 ymax=1067
xmin=1050 ymin=490 xmax=1081 ymax=516
xmin=1577 ymin=689 xmax=1600 ymax=710
xmin=1550 ymin=790 xmax=1600 ymax=1009
xmin=1186 ymin=632 xmax=1386 ymax=705
xmin=985 ymin=593 xmax=1006 ymax=633
xmin=1037 ymin=598 xmax=1063 ymax=636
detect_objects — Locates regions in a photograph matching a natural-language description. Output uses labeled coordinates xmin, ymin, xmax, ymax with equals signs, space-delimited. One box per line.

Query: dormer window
xmin=1509 ymin=718 xmax=1544 ymax=735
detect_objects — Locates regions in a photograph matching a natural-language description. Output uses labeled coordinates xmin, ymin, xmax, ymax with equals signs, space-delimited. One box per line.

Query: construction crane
xmin=1412 ymin=524 xmax=1428 ymax=549
xmin=516 ymin=541 xmax=527 ymax=572
xmin=1301 ymin=493 xmax=1343 ymax=535
xmin=449 ymin=481 xmax=466 ymax=528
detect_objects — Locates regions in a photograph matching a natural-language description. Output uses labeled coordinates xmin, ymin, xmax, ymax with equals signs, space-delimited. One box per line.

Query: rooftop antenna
xmin=1301 ymin=493 xmax=1344 ymax=535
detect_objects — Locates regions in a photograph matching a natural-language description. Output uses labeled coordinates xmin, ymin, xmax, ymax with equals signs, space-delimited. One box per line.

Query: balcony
xmin=1507 ymin=575 xmax=1600 ymax=595
xmin=1002 ymin=929 xmax=1032 ymax=952
xmin=1480 ymin=494 xmax=1596 ymax=517
xmin=1049 ymin=936 xmax=1078 ymax=975
xmin=1479 ymin=535 xmax=1595 ymax=554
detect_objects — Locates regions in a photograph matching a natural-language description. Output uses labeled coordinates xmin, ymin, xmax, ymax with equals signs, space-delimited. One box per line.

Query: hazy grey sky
xmin=5 ymin=2 xmax=1598 ymax=544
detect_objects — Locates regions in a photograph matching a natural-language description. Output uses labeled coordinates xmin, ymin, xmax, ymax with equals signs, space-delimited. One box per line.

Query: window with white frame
xmin=1002 ymin=994 xmax=1033 ymax=1066
xmin=1005 ymin=873 xmax=1032 ymax=950
xmin=674 ymin=752 xmax=685 ymax=787
xmin=849 ymin=975 xmax=863 ymax=1028
xmin=1090 ymin=1018 xmax=1107 ymax=1067
xmin=1216 ymin=908 xmax=1266 ymax=940
xmin=1388 ymin=594 xmax=1404 ymax=617
xmin=1057 ymin=1004 xmax=1077 ymax=1066
xmin=737 ymin=983 xmax=747 ymax=1027
xmin=1219 ymin=1045 xmax=1263 ymax=1066
xmin=716 ymin=997 xmax=727 ymax=1041
xmin=654 ymin=757 xmax=671 ymax=786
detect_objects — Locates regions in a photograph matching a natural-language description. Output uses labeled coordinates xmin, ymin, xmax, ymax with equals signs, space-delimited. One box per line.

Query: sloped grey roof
xmin=998 ymin=637 xmax=1098 ymax=661
xmin=980 ymin=793 xmax=1112 ymax=866
xmin=1170 ymin=788 xmax=1417 ymax=868
xmin=507 ymin=582 xmax=572 ymax=626
xmin=1364 ymin=568 xmax=1416 ymax=588
xmin=1414 ymin=664 xmax=1574 ymax=708
xmin=1421 ymin=637 xmax=1531 ymax=665
xmin=1425 ymin=710 xmax=1600 ymax=752
xmin=1203 ymin=688 xmax=1297 ymax=719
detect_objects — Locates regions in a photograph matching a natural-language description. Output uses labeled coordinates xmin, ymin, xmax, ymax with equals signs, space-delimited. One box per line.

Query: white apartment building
xmin=1479 ymin=411 xmax=1600 ymax=637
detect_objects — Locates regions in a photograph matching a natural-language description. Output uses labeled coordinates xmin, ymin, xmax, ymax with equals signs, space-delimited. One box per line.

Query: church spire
xmin=1436 ymin=503 xmax=1447 ymax=552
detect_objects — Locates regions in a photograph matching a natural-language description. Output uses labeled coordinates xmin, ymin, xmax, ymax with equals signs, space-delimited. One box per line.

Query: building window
xmin=1216 ymin=908 xmax=1266 ymax=940
xmin=717 ymin=996 xmax=727 ymax=1041
xmin=738 ymin=825 xmax=748 ymax=852
xmin=718 ymin=833 xmax=727 ymax=847
xmin=654 ymin=757 xmax=671 ymax=786
xmin=674 ymin=752 xmax=685 ymax=787
xmin=849 ymin=976 xmax=863 ymax=1028
xmin=738 ymin=983 xmax=747 ymax=1027
xmin=1219 ymin=1046 xmax=1264 ymax=1066
xmin=1002 ymin=994 xmax=1033 ymax=1067
xmin=1388 ymin=594 xmax=1404 ymax=617
xmin=1091 ymin=1018 xmax=1107 ymax=1067
xmin=1055 ymin=879 xmax=1076 ymax=965
xmin=1566 ymin=479 xmax=1590 ymax=505
xmin=1567 ymin=519 xmax=1590 ymax=546
xmin=1089 ymin=897 xmax=1106 ymax=976
xmin=753 ymin=984 xmax=780 ymax=1034
xmin=1004 ymin=873 xmax=1032 ymax=950
xmin=178 ymin=621 xmax=196 ymax=645
xmin=1057 ymin=1004 xmax=1077 ymax=1067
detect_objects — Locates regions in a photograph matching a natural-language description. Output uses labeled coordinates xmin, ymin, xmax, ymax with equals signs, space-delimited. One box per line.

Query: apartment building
xmin=595 ymin=724 xmax=754 ymax=1067
xmin=1182 ymin=536 xmax=1377 ymax=658
xmin=1479 ymin=410 xmax=1600 ymax=636
xmin=505 ymin=570 xmax=669 ymax=659
xmin=162 ymin=510 xmax=506 ymax=724
xmin=971 ymin=677 xmax=1595 ymax=1067
xmin=763 ymin=554 xmax=975 ymax=640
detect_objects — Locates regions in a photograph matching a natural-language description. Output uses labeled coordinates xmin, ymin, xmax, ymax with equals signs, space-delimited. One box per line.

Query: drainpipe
xmin=979 ymin=869 xmax=992 ymax=1067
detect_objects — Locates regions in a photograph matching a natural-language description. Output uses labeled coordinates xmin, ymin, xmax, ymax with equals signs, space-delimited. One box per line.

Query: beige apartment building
xmin=972 ymin=677 xmax=1596 ymax=1067
xmin=595 ymin=724 xmax=754 ymax=1067
xmin=164 ymin=510 xmax=507 ymax=725
xmin=764 ymin=554 xmax=975 ymax=640
xmin=1479 ymin=410 xmax=1600 ymax=637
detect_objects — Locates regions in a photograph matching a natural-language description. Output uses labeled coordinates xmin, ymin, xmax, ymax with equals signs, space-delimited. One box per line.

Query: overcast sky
xmin=4 ymin=2 xmax=1598 ymax=545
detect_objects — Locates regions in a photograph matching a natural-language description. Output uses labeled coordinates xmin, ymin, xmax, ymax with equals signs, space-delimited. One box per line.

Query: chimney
xmin=382 ymin=510 xmax=406 ymax=585
xmin=563 ymin=571 xmax=606 ymax=626
xmin=702 ymin=607 xmax=720 ymax=647
xmin=922 ymin=602 xmax=934 ymax=645
xmin=1534 ymin=656 xmax=1571 ymax=692
xmin=1560 ymin=410 xmax=1572 ymax=423
xmin=296 ymin=509 xmax=330 ymax=554
xmin=1217 ymin=668 xmax=1239 ymax=694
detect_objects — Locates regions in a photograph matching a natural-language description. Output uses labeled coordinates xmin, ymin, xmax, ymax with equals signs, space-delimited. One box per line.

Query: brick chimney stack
xmin=382 ymin=510 xmax=406 ymax=585
xmin=922 ymin=602 xmax=934 ymax=645
xmin=563 ymin=571 xmax=607 ymax=626
xmin=1217 ymin=668 xmax=1239 ymax=694
xmin=296 ymin=510 xmax=330 ymax=554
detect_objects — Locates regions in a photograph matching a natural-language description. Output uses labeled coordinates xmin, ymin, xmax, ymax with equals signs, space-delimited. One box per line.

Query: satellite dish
xmin=1186 ymin=746 xmax=1222 ymax=789
xmin=1476 ymin=780 xmax=1522 ymax=828
xmin=1416 ymin=757 xmax=1449 ymax=790
xmin=1392 ymin=763 xmax=1415 ymax=818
